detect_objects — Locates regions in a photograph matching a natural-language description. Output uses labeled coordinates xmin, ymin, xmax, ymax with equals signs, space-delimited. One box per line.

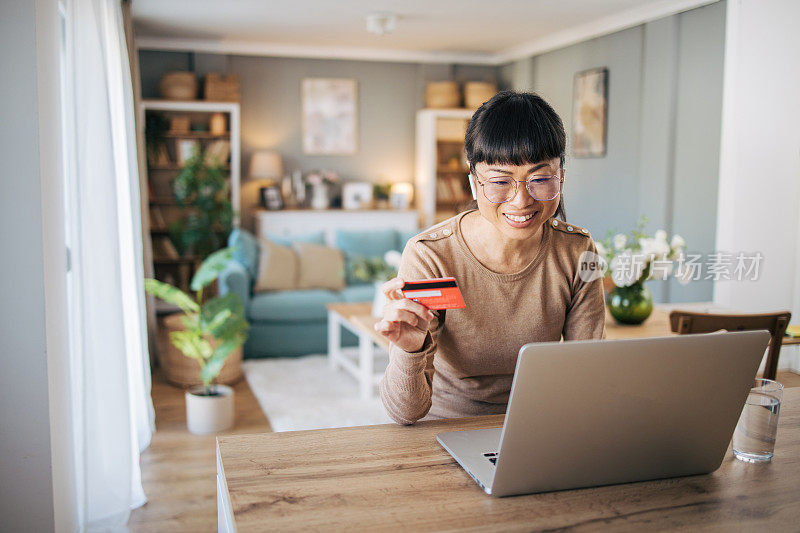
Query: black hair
xmin=465 ymin=91 xmax=567 ymax=220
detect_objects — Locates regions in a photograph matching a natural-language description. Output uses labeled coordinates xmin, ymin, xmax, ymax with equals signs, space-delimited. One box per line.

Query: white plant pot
xmin=185 ymin=384 xmax=235 ymax=435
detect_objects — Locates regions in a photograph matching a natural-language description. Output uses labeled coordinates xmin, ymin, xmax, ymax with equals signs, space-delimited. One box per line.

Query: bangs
xmin=465 ymin=91 xmax=566 ymax=167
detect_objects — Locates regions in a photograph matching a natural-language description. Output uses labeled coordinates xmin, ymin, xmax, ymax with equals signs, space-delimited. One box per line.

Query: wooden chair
xmin=668 ymin=310 xmax=791 ymax=380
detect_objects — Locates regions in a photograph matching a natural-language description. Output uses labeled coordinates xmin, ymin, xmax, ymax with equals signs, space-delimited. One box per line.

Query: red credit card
xmin=401 ymin=277 xmax=465 ymax=310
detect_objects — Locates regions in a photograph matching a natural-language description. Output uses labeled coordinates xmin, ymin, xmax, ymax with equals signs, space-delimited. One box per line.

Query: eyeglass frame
xmin=469 ymin=164 xmax=565 ymax=203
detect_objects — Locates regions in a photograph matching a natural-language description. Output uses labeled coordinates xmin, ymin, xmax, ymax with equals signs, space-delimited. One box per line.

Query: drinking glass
xmin=732 ymin=378 xmax=783 ymax=463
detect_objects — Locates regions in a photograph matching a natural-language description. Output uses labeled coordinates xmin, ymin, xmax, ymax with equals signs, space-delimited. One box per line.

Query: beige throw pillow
xmin=254 ymin=239 xmax=298 ymax=292
xmin=293 ymin=242 xmax=345 ymax=290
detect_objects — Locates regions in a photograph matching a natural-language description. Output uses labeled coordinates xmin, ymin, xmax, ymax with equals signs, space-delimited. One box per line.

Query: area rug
xmin=242 ymin=349 xmax=393 ymax=432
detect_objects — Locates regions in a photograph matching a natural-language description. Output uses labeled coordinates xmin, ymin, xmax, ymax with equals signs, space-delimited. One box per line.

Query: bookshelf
xmin=138 ymin=99 xmax=241 ymax=294
xmin=415 ymin=108 xmax=475 ymax=228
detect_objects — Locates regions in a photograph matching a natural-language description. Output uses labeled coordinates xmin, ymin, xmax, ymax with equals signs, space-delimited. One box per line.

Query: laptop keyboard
xmin=483 ymin=451 xmax=498 ymax=465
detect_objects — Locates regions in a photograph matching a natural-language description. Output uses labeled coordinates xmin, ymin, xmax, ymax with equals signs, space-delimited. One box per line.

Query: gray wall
xmin=0 ymin=0 xmax=56 ymax=530
xmin=139 ymin=50 xmax=497 ymax=229
xmin=500 ymin=1 xmax=726 ymax=302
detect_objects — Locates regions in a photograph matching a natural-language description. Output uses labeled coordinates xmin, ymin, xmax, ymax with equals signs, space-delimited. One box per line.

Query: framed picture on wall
xmin=572 ymin=67 xmax=608 ymax=158
xmin=301 ymin=78 xmax=358 ymax=155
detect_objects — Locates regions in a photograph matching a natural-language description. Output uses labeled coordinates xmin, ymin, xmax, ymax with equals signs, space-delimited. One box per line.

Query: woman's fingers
xmin=392 ymin=298 xmax=435 ymax=322
xmin=383 ymin=307 xmax=423 ymax=328
xmin=382 ymin=277 xmax=405 ymax=300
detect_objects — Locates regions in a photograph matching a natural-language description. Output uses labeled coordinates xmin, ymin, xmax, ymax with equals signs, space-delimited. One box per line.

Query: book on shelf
xmin=149 ymin=207 xmax=167 ymax=230
xmin=436 ymin=177 xmax=453 ymax=201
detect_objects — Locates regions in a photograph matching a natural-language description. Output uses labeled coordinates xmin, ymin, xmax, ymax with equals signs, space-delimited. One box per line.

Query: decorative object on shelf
xmin=302 ymin=78 xmax=358 ymax=154
xmin=305 ymin=170 xmax=339 ymax=210
xmin=170 ymin=149 xmax=233 ymax=257
xmin=425 ymin=81 xmax=460 ymax=108
xmin=342 ymin=182 xmax=374 ymax=210
xmin=145 ymin=112 xmax=171 ymax=166
xmin=596 ymin=216 xmax=686 ymax=325
xmin=190 ymin=122 xmax=209 ymax=133
xmin=209 ymin=112 xmax=227 ymax=135
xmin=373 ymin=183 xmax=391 ymax=208
xmin=177 ymin=139 xmax=200 ymax=165
xmin=348 ymin=250 xmax=402 ymax=318
xmin=572 ymin=67 xmax=608 ymax=158
xmin=292 ymin=169 xmax=306 ymax=206
xmin=168 ymin=114 xmax=191 ymax=134
xmin=390 ymin=182 xmax=414 ymax=209
xmin=159 ymin=71 xmax=198 ymax=100
xmin=260 ymin=185 xmax=283 ymax=210
xmin=204 ymin=73 xmax=240 ymax=102
xmin=464 ymin=81 xmax=497 ymax=110
xmin=144 ymin=248 xmax=250 ymax=434
xmin=203 ymin=140 xmax=231 ymax=167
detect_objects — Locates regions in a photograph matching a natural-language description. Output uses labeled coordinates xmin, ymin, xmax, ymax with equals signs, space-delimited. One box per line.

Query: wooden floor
xmin=128 ymin=371 xmax=270 ymax=532
xmin=129 ymin=369 xmax=800 ymax=531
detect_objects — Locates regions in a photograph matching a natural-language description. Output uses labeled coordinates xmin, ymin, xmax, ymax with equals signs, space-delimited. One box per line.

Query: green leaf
xmin=190 ymin=247 xmax=235 ymax=291
xmin=200 ymin=339 xmax=241 ymax=385
xmin=168 ymin=330 xmax=212 ymax=361
xmin=144 ymin=278 xmax=199 ymax=313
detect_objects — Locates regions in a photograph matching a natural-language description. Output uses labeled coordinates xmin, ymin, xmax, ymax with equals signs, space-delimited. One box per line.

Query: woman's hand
xmin=374 ymin=277 xmax=435 ymax=353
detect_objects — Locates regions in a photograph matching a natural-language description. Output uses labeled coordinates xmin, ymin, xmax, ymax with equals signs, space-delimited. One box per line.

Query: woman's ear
xmin=468 ymin=174 xmax=477 ymax=200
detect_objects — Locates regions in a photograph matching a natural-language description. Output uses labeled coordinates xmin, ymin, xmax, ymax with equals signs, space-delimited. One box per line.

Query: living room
xmin=4 ymin=0 xmax=800 ymax=531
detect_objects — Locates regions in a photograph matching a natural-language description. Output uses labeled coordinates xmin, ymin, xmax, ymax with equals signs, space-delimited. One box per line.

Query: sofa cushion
xmin=229 ymin=228 xmax=260 ymax=281
xmin=254 ymin=239 xmax=297 ymax=292
xmin=248 ymin=289 xmax=342 ymax=322
xmin=267 ymin=231 xmax=325 ymax=247
xmin=339 ymin=283 xmax=377 ymax=303
xmin=336 ymin=229 xmax=399 ymax=284
xmin=294 ymin=242 xmax=345 ymax=290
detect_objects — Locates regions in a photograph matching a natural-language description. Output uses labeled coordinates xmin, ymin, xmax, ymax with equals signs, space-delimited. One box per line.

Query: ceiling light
xmin=365 ymin=12 xmax=396 ymax=36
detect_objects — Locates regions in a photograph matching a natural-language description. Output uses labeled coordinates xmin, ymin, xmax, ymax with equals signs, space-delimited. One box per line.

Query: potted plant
xmin=351 ymin=250 xmax=403 ymax=317
xmin=595 ymin=216 xmax=686 ymax=325
xmin=170 ymin=149 xmax=234 ymax=258
xmin=145 ymin=247 xmax=250 ymax=434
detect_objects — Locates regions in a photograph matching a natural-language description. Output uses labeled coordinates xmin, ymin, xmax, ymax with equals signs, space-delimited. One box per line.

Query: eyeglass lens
xmin=482 ymin=176 xmax=560 ymax=203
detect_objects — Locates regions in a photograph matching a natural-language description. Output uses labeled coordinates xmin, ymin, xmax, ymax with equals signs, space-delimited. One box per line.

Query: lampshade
xmin=249 ymin=150 xmax=283 ymax=180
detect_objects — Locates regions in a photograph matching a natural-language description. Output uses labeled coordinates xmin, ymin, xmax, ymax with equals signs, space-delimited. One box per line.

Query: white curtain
xmin=61 ymin=0 xmax=154 ymax=529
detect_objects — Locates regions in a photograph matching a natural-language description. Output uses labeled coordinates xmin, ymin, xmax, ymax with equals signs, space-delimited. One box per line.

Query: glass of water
xmin=733 ymin=378 xmax=783 ymax=463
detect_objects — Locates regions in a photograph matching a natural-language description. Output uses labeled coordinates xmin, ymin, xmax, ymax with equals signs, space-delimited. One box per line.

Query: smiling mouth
xmin=503 ymin=213 xmax=535 ymax=223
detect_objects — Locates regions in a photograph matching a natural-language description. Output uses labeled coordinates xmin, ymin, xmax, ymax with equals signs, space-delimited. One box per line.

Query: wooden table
xmin=217 ymin=387 xmax=800 ymax=531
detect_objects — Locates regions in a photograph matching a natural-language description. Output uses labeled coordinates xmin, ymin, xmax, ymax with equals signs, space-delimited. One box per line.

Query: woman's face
xmin=472 ymin=158 xmax=563 ymax=242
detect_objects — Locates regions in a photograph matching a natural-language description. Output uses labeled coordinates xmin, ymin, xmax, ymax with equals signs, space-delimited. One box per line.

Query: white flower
xmin=610 ymin=250 xmax=645 ymax=287
xmin=670 ymin=234 xmax=685 ymax=249
xmin=654 ymin=229 xmax=668 ymax=243
xmin=639 ymin=237 xmax=670 ymax=259
xmin=613 ymin=233 xmax=627 ymax=251
xmin=595 ymin=241 xmax=607 ymax=259
xmin=384 ymin=250 xmax=402 ymax=269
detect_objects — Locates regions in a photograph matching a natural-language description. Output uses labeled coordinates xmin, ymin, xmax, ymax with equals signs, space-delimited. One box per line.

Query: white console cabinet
xmin=254 ymin=209 xmax=419 ymax=246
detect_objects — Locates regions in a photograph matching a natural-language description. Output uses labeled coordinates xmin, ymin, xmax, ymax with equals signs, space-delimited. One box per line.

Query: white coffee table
xmin=326 ymin=302 xmax=390 ymax=400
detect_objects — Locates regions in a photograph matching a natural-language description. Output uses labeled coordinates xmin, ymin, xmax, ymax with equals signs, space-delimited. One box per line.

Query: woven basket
xmin=204 ymin=73 xmax=240 ymax=102
xmin=464 ymin=82 xmax=497 ymax=110
xmin=159 ymin=71 xmax=198 ymax=100
xmin=425 ymin=81 xmax=460 ymax=108
xmin=157 ymin=313 xmax=243 ymax=388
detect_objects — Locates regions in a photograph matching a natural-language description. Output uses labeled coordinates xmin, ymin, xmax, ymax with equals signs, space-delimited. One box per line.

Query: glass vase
xmin=607 ymin=282 xmax=653 ymax=325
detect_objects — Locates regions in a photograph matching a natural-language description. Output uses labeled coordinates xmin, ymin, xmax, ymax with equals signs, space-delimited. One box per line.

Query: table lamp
xmin=249 ymin=151 xmax=283 ymax=207
xmin=389 ymin=182 xmax=414 ymax=209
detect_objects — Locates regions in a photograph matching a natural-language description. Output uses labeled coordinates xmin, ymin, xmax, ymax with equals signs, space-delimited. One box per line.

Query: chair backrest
xmin=668 ymin=310 xmax=791 ymax=380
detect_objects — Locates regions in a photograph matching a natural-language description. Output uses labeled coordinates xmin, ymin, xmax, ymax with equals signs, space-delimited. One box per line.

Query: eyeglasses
xmin=471 ymin=166 xmax=563 ymax=203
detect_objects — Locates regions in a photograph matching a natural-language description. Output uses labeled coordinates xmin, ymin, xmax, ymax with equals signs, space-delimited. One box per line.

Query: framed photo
xmin=302 ymin=78 xmax=358 ymax=155
xmin=342 ymin=182 xmax=373 ymax=210
xmin=572 ymin=68 xmax=608 ymax=158
xmin=260 ymin=185 xmax=284 ymax=210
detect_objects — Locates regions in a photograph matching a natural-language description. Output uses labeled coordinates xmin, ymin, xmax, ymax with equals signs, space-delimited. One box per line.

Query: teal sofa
xmin=219 ymin=228 xmax=416 ymax=358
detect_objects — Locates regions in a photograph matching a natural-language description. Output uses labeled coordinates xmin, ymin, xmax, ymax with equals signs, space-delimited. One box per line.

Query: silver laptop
xmin=436 ymin=330 xmax=770 ymax=497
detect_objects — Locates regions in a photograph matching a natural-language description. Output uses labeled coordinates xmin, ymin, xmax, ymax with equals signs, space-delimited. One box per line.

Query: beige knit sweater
xmin=379 ymin=210 xmax=606 ymax=425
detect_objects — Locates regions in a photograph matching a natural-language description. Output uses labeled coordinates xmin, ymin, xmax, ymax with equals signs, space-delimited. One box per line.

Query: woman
xmin=376 ymin=91 xmax=606 ymax=425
